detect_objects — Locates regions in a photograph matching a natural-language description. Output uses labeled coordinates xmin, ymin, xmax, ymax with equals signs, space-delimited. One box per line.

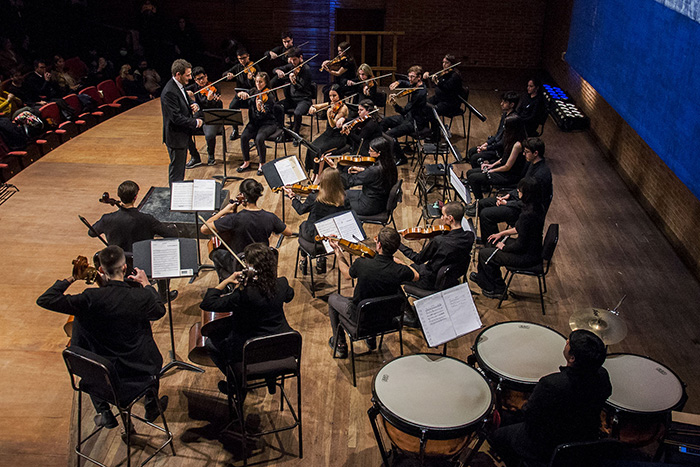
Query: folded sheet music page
xmin=275 ymin=156 xmax=307 ymax=186
xmin=151 ymin=239 xmax=181 ymax=278
xmin=414 ymin=283 xmax=482 ymax=347
xmin=170 ymin=180 xmax=216 ymax=211
xmin=314 ymin=211 xmax=364 ymax=253
xmin=170 ymin=182 xmax=194 ymax=211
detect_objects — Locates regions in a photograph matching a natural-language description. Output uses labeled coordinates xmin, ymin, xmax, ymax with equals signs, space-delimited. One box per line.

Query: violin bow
xmin=232 ymin=55 xmax=268 ymax=78
xmin=283 ymin=53 xmax=319 ymax=77
xmin=246 ymin=82 xmax=292 ymax=99
xmin=277 ymin=41 xmax=310 ymax=59
xmin=312 ymin=93 xmax=359 ymax=112
xmin=78 ymin=215 xmax=109 ymax=247
xmin=198 ymin=215 xmax=247 ymax=269
xmin=429 ymin=62 xmax=462 ymax=79
xmin=352 ymin=73 xmax=392 ymax=87
xmin=197 ymin=75 xmax=228 ymax=94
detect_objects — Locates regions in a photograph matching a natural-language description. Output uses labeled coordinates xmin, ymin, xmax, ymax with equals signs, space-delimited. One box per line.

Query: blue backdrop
xmin=566 ymin=0 xmax=700 ymax=198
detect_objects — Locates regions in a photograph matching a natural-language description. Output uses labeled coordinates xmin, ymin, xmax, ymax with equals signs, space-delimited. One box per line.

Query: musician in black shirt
xmin=424 ymin=54 xmax=463 ymax=117
xmin=467 ymin=91 xmax=519 ymax=167
xmin=273 ymin=47 xmax=314 ymax=136
xmin=224 ymin=48 xmax=256 ymax=140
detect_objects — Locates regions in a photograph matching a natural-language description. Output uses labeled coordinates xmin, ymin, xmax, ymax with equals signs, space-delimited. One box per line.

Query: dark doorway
xmin=334 ymin=8 xmax=385 ymax=67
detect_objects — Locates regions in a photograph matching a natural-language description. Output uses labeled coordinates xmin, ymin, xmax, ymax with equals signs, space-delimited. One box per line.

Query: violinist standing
xmin=236 ymin=72 xmax=278 ymax=175
xmin=161 ymin=59 xmax=204 ymax=184
xmin=185 ymin=66 xmax=223 ymax=168
xmin=273 ymin=47 xmax=313 ymax=139
xmin=396 ymin=201 xmax=474 ymax=327
xmin=327 ymin=228 xmax=418 ymax=358
xmin=381 ymin=66 xmax=428 ymax=166
xmin=224 ymin=48 xmax=256 ymax=140
xmin=305 ymin=84 xmax=348 ymax=175
xmin=199 ymin=243 xmax=294 ymax=395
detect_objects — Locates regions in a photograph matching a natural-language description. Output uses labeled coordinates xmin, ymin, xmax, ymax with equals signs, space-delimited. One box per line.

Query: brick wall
xmin=543 ymin=0 xmax=700 ymax=279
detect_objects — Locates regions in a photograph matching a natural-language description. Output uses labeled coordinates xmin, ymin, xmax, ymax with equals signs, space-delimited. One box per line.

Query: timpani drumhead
xmin=603 ymin=354 xmax=684 ymax=414
xmin=373 ymin=354 xmax=492 ymax=433
xmin=475 ymin=321 xmax=566 ymax=385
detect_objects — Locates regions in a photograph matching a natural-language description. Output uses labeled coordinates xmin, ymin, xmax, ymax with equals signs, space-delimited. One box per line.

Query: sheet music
xmin=414 ymin=283 xmax=482 ymax=347
xmin=170 ymin=182 xmax=194 ymax=211
xmin=151 ymin=239 xmax=181 ymax=279
xmin=275 ymin=157 xmax=307 ymax=186
xmin=192 ymin=179 xmax=216 ymax=211
xmin=315 ymin=218 xmax=342 ymax=253
xmin=450 ymin=166 xmax=471 ymax=204
xmin=314 ymin=211 xmax=364 ymax=253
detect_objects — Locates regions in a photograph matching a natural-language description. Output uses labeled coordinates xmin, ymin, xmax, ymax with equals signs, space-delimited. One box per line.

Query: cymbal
xmin=569 ymin=308 xmax=628 ymax=345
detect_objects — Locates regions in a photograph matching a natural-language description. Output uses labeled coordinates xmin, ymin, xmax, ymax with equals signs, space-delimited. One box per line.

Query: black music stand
xmin=203 ymin=109 xmax=245 ymax=184
xmin=459 ymin=96 xmax=486 ymax=148
xmin=283 ymin=128 xmax=322 ymax=177
xmin=261 ymin=153 xmax=307 ymax=227
xmin=133 ymin=238 xmax=204 ymax=376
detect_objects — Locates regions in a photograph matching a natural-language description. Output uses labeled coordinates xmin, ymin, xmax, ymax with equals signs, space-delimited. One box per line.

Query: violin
xmin=207 ymin=194 xmax=245 ymax=259
xmin=429 ymin=61 xmax=462 ymax=81
xmin=389 ymin=87 xmax=419 ymax=104
xmin=340 ymin=108 xmax=379 ymax=135
xmin=99 ymin=192 xmax=121 ymax=207
xmin=399 ymin=224 xmax=451 ymax=240
xmin=320 ymin=46 xmax=351 ymax=72
xmin=243 ymin=63 xmax=256 ymax=76
xmin=64 ymin=255 xmax=106 ymax=339
xmin=273 ymin=184 xmax=319 ymax=195
xmin=196 ymin=82 xmax=218 ymax=96
xmin=284 ymin=53 xmax=319 ymax=77
xmin=315 ymin=235 xmax=376 ymax=258
xmin=314 ymin=154 xmax=376 ymax=167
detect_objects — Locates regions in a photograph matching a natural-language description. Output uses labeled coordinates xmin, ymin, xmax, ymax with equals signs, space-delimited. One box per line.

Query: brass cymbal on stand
xmin=569 ymin=308 xmax=628 ymax=345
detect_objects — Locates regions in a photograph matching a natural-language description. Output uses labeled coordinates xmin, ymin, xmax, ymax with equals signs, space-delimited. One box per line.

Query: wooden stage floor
xmin=1 ymin=86 xmax=699 ymax=466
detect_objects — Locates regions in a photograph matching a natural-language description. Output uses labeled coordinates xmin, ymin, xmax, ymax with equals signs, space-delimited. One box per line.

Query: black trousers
xmin=478 ymin=197 xmax=521 ymax=240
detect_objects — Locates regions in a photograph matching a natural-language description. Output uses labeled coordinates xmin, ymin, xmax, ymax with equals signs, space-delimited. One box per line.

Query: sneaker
xmin=186 ymin=159 xmax=202 ymax=169
xmin=94 ymin=410 xmax=118 ymax=429
xmin=329 ymin=336 xmax=348 ymax=359
xmin=315 ymin=256 xmax=327 ymax=274
xmin=144 ymin=395 xmax=168 ymax=423
xmin=207 ymin=157 xmax=216 ymax=166
xmin=299 ymin=257 xmax=308 ymax=276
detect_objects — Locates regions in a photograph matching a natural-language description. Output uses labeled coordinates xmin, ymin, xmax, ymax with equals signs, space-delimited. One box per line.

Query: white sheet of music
xmin=192 ymin=179 xmax=216 ymax=211
xmin=415 ymin=283 xmax=482 ymax=347
xmin=450 ymin=166 xmax=471 ymax=204
xmin=315 ymin=218 xmax=342 ymax=253
xmin=150 ymin=239 xmax=181 ymax=279
xmin=275 ymin=157 xmax=307 ymax=186
xmin=170 ymin=182 xmax=194 ymax=211
xmin=314 ymin=211 xmax=364 ymax=253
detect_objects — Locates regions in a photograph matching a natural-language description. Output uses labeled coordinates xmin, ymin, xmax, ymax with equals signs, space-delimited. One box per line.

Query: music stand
xmin=459 ymin=96 xmax=486 ymax=148
xmin=133 ymin=238 xmax=204 ymax=376
xmin=283 ymin=128 xmax=322 ymax=176
xmin=203 ymin=109 xmax=245 ymax=184
xmin=261 ymin=154 xmax=308 ymax=226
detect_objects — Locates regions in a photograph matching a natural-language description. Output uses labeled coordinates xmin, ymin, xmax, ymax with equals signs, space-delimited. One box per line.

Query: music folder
xmin=314 ymin=210 xmax=367 ymax=254
xmin=133 ymin=238 xmax=199 ymax=279
xmin=261 ymin=155 xmax=308 ymax=189
xmin=414 ymin=283 xmax=482 ymax=348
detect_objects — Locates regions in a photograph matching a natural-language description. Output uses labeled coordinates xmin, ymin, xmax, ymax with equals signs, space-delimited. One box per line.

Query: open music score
xmin=151 ymin=239 xmax=185 ymax=278
xmin=449 ymin=166 xmax=471 ymax=205
xmin=275 ymin=156 xmax=307 ymax=186
xmin=414 ymin=283 xmax=482 ymax=347
xmin=314 ymin=211 xmax=365 ymax=254
xmin=170 ymin=179 xmax=217 ymax=211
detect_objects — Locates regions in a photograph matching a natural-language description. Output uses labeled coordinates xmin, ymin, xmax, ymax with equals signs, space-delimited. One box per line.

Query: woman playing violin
xmin=339 ymin=99 xmax=383 ymax=156
xmin=200 ymin=243 xmax=294 ymax=391
xmin=344 ymin=63 xmax=379 ymax=108
xmin=326 ymin=136 xmax=397 ymax=216
xmin=422 ymin=54 xmax=463 ymax=118
xmin=305 ymin=84 xmax=349 ymax=176
xmin=321 ymin=41 xmax=356 ymax=103
xmin=283 ymin=168 xmax=349 ymax=275
xmin=236 ymin=72 xmax=278 ymax=175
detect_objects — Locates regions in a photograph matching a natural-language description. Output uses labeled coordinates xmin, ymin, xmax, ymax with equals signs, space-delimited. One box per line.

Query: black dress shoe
xmin=315 ymin=256 xmax=327 ymax=274
xmin=257 ymin=168 xmax=264 ymax=176
xmin=482 ymin=289 xmax=506 ymax=300
xmin=328 ymin=336 xmax=348 ymax=359
xmin=237 ymin=164 xmax=250 ymax=173
xmin=144 ymin=395 xmax=168 ymax=423
xmin=185 ymin=159 xmax=202 ymax=169
xmin=217 ymin=380 xmax=229 ymax=395
xmin=365 ymin=336 xmax=377 ymax=350
xmin=469 ymin=272 xmax=480 ymax=284
xmin=395 ymin=157 xmax=408 ymax=166
xmin=402 ymin=311 xmax=421 ymax=328
xmin=465 ymin=203 xmax=477 ymax=217
xmin=168 ymin=290 xmax=178 ymax=301
xmin=94 ymin=410 xmax=118 ymax=429
xmin=229 ymin=128 xmax=239 ymax=140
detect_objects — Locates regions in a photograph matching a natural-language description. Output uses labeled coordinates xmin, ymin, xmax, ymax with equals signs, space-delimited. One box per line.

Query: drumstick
xmin=484 ymin=236 xmax=509 ymax=265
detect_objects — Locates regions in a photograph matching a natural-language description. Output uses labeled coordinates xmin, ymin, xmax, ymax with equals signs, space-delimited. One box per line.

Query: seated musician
xmin=235 ymin=72 xmax=278 ymax=175
xmin=467 ymin=91 xmax=519 ymax=167
xmin=326 ymin=136 xmax=398 ymax=216
xmin=328 ymin=227 xmax=418 ymax=358
xmin=266 ymin=31 xmax=295 ymax=71
xmin=465 ymin=115 xmax=527 ymax=200
xmin=201 ymin=178 xmax=292 ymax=282
xmin=471 ymin=137 xmax=552 ymax=241
xmin=516 ymin=78 xmax=547 ymax=136
xmin=273 ymin=47 xmax=314 ymax=139
xmin=321 ymin=41 xmax=356 ymax=102
xmin=185 ymin=66 xmax=223 ymax=168
xmin=305 ymin=84 xmax=348 ymax=176
xmin=36 ymin=246 xmax=168 ymax=429
xmin=200 ymin=243 xmax=294 ymax=395
xmin=381 ymin=66 xmax=429 ymax=165
xmin=283 ymin=168 xmax=349 ymax=275
xmin=424 ymin=54 xmax=463 ymax=117
xmin=223 ymin=48 xmax=256 ymax=140
xmin=345 ymin=63 xmax=381 ymax=109
xmin=490 ymin=329 xmax=612 ymax=466
xmin=341 ymin=99 xmax=383 ymax=156
xmin=469 ymin=177 xmax=544 ymax=298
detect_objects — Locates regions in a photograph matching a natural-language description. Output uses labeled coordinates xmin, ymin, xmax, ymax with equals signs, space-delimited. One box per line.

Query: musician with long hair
xmin=200 ymin=243 xmax=294 ymax=393
xmin=469 ymin=177 xmax=545 ymax=298
xmin=342 ymin=99 xmax=383 ymax=156
xmin=236 ymin=72 xmax=278 ymax=175
xmin=283 ymin=168 xmax=349 ymax=274
xmin=345 ymin=63 xmax=380 ymax=107
xmin=423 ymin=54 xmax=463 ymax=117
xmin=201 ymin=178 xmax=292 ymax=281
xmin=331 ymin=136 xmax=398 ymax=216
xmin=305 ymin=84 xmax=349 ymax=175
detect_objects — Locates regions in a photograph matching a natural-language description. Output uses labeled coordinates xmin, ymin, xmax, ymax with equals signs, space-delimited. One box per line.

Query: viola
xmin=314 ymin=154 xmax=376 ymax=167
xmin=65 ymin=255 xmax=106 ymax=339
xmin=399 ymin=224 xmax=451 ymax=241
xmin=273 ymin=183 xmax=319 ymax=195
xmin=99 ymin=192 xmax=121 ymax=207
xmin=315 ymin=235 xmax=376 ymax=258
